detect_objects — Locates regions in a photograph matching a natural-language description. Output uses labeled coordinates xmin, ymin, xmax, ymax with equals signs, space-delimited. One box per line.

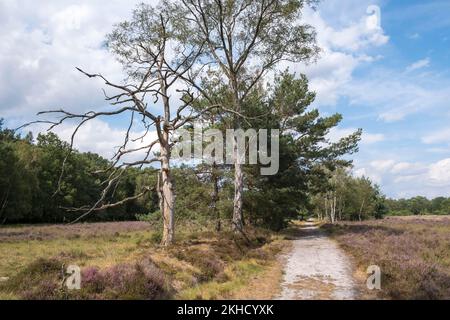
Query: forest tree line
xmin=1 ymin=118 xmax=447 ymax=228
xmin=385 ymin=197 xmax=450 ymax=216
xmin=0 ymin=70 xmax=362 ymax=229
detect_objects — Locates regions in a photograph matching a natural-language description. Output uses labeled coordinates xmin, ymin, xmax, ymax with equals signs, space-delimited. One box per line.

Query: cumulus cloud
xmin=283 ymin=4 xmax=389 ymax=107
xmin=0 ymin=0 xmax=150 ymax=124
xmin=296 ymin=6 xmax=449 ymax=124
xmin=428 ymin=159 xmax=450 ymax=186
xmin=354 ymin=159 xmax=450 ymax=198
xmin=30 ymin=119 xmax=159 ymax=163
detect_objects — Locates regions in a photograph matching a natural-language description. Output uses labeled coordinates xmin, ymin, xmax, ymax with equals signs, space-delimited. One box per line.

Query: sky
xmin=0 ymin=0 xmax=450 ymax=199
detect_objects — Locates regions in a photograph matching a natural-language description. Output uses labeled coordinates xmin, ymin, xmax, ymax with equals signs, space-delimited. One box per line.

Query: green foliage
xmin=311 ymin=168 xmax=387 ymax=221
xmin=242 ymin=72 xmax=361 ymax=229
xmin=0 ymin=123 xmax=151 ymax=224
xmin=386 ymin=196 xmax=450 ymax=216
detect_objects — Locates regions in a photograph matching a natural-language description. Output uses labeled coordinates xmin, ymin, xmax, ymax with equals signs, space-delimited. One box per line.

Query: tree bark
xmin=0 ymin=186 xmax=9 ymax=222
xmin=160 ymin=141 xmax=175 ymax=246
xmin=233 ymin=160 xmax=244 ymax=232
xmin=231 ymin=74 xmax=244 ymax=233
xmin=211 ymin=163 xmax=221 ymax=232
xmin=332 ymin=194 xmax=337 ymax=224
xmin=359 ymin=198 xmax=365 ymax=222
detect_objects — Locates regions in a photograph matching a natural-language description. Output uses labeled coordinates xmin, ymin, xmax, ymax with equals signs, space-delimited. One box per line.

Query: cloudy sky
xmin=1 ymin=0 xmax=450 ymax=199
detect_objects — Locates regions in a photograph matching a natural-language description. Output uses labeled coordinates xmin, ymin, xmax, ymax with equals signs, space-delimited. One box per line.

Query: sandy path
xmin=277 ymin=223 xmax=357 ymax=300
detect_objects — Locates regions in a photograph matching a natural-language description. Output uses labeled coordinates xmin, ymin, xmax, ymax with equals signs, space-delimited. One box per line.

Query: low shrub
xmin=1 ymin=258 xmax=172 ymax=300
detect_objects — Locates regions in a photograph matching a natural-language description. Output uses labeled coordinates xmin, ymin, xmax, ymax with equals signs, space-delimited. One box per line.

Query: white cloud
xmin=391 ymin=162 xmax=426 ymax=175
xmin=0 ymin=0 xmax=153 ymax=123
xmin=328 ymin=127 xmax=385 ymax=145
xmin=370 ymin=159 xmax=395 ymax=172
xmin=354 ymin=158 xmax=450 ymax=198
xmin=353 ymin=167 xmax=382 ymax=184
xmin=31 ymin=119 xmax=159 ymax=163
xmin=406 ymin=58 xmax=430 ymax=72
xmin=295 ymin=7 xmax=449 ymax=124
xmin=422 ymin=128 xmax=450 ymax=144
xmin=363 ymin=133 xmax=385 ymax=144
xmin=428 ymin=158 xmax=450 ymax=186
xmin=344 ymin=69 xmax=450 ymax=122
xmin=283 ymin=4 xmax=389 ymax=107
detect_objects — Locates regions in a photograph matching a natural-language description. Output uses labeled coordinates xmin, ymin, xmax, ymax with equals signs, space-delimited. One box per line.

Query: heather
xmin=324 ymin=216 xmax=450 ymax=299
xmin=0 ymin=221 xmax=150 ymax=242
xmin=0 ymin=221 xmax=284 ymax=300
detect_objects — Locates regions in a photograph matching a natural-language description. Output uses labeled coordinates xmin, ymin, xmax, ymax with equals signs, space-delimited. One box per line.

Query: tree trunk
xmin=0 ymin=186 xmax=9 ymax=223
xmin=230 ymin=74 xmax=244 ymax=233
xmin=332 ymin=194 xmax=337 ymax=224
xmin=359 ymin=198 xmax=365 ymax=222
xmin=233 ymin=159 xmax=244 ymax=232
xmin=232 ymin=126 xmax=244 ymax=232
xmin=160 ymin=141 xmax=175 ymax=246
xmin=211 ymin=163 xmax=221 ymax=232
xmin=329 ymin=192 xmax=336 ymax=224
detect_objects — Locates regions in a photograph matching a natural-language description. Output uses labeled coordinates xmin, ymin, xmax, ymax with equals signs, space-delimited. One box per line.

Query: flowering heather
xmin=1 ymin=257 xmax=171 ymax=300
xmin=324 ymin=216 xmax=450 ymax=299
xmin=0 ymin=221 xmax=149 ymax=242
xmin=79 ymin=260 xmax=171 ymax=300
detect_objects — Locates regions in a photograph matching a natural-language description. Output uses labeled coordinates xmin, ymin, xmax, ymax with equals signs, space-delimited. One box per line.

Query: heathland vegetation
xmin=324 ymin=216 xmax=450 ymax=299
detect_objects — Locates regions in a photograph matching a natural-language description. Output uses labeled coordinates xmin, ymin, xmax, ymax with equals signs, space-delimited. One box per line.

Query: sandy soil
xmin=277 ymin=223 xmax=357 ymax=300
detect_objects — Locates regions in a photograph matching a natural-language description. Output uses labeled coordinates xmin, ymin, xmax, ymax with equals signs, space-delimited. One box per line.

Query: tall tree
xmin=171 ymin=0 xmax=320 ymax=232
xmin=22 ymin=3 xmax=216 ymax=245
xmin=244 ymin=71 xmax=361 ymax=229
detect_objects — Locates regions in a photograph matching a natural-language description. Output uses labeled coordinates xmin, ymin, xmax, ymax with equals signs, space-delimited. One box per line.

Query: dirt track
xmin=277 ymin=222 xmax=357 ymax=300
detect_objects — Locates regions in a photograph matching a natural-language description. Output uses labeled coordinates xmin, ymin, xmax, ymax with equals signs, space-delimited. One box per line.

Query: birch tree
xmin=170 ymin=0 xmax=320 ymax=232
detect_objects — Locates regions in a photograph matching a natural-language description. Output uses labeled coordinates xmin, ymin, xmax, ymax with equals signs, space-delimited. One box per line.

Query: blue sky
xmin=0 ymin=0 xmax=449 ymax=199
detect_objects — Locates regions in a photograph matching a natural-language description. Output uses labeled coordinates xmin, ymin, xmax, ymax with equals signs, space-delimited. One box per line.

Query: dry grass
xmin=0 ymin=221 xmax=287 ymax=300
xmin=323 ymin=216 xmax=450 ymax=300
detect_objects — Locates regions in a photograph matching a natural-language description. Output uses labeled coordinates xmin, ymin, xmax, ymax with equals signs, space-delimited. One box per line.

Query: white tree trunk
xmin=329 ymin=192 xmax=336 ymax=224
xmin=232 ymin=157 xmax=244 ymax=232
xmin=160 ymin=138 xmax=175 ymax=246
xmin=359 ymin=198 xmax=365 ymax=222
xmin=231 ymin=83 xmax=244 ymax=233
xmin=211 ymin=163 xmax=221 ymax=232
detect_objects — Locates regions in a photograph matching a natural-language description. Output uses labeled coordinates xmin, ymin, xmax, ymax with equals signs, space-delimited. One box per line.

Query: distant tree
xmin=431 ymin=197 xmax=446 ymax=214
xmin=0 ymin=121 xmax=36 ymax=223
xmin=408 ymin=196 xmax=431 ymax=215
xmin=312 ymin=170 xmax=386 ymax=222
